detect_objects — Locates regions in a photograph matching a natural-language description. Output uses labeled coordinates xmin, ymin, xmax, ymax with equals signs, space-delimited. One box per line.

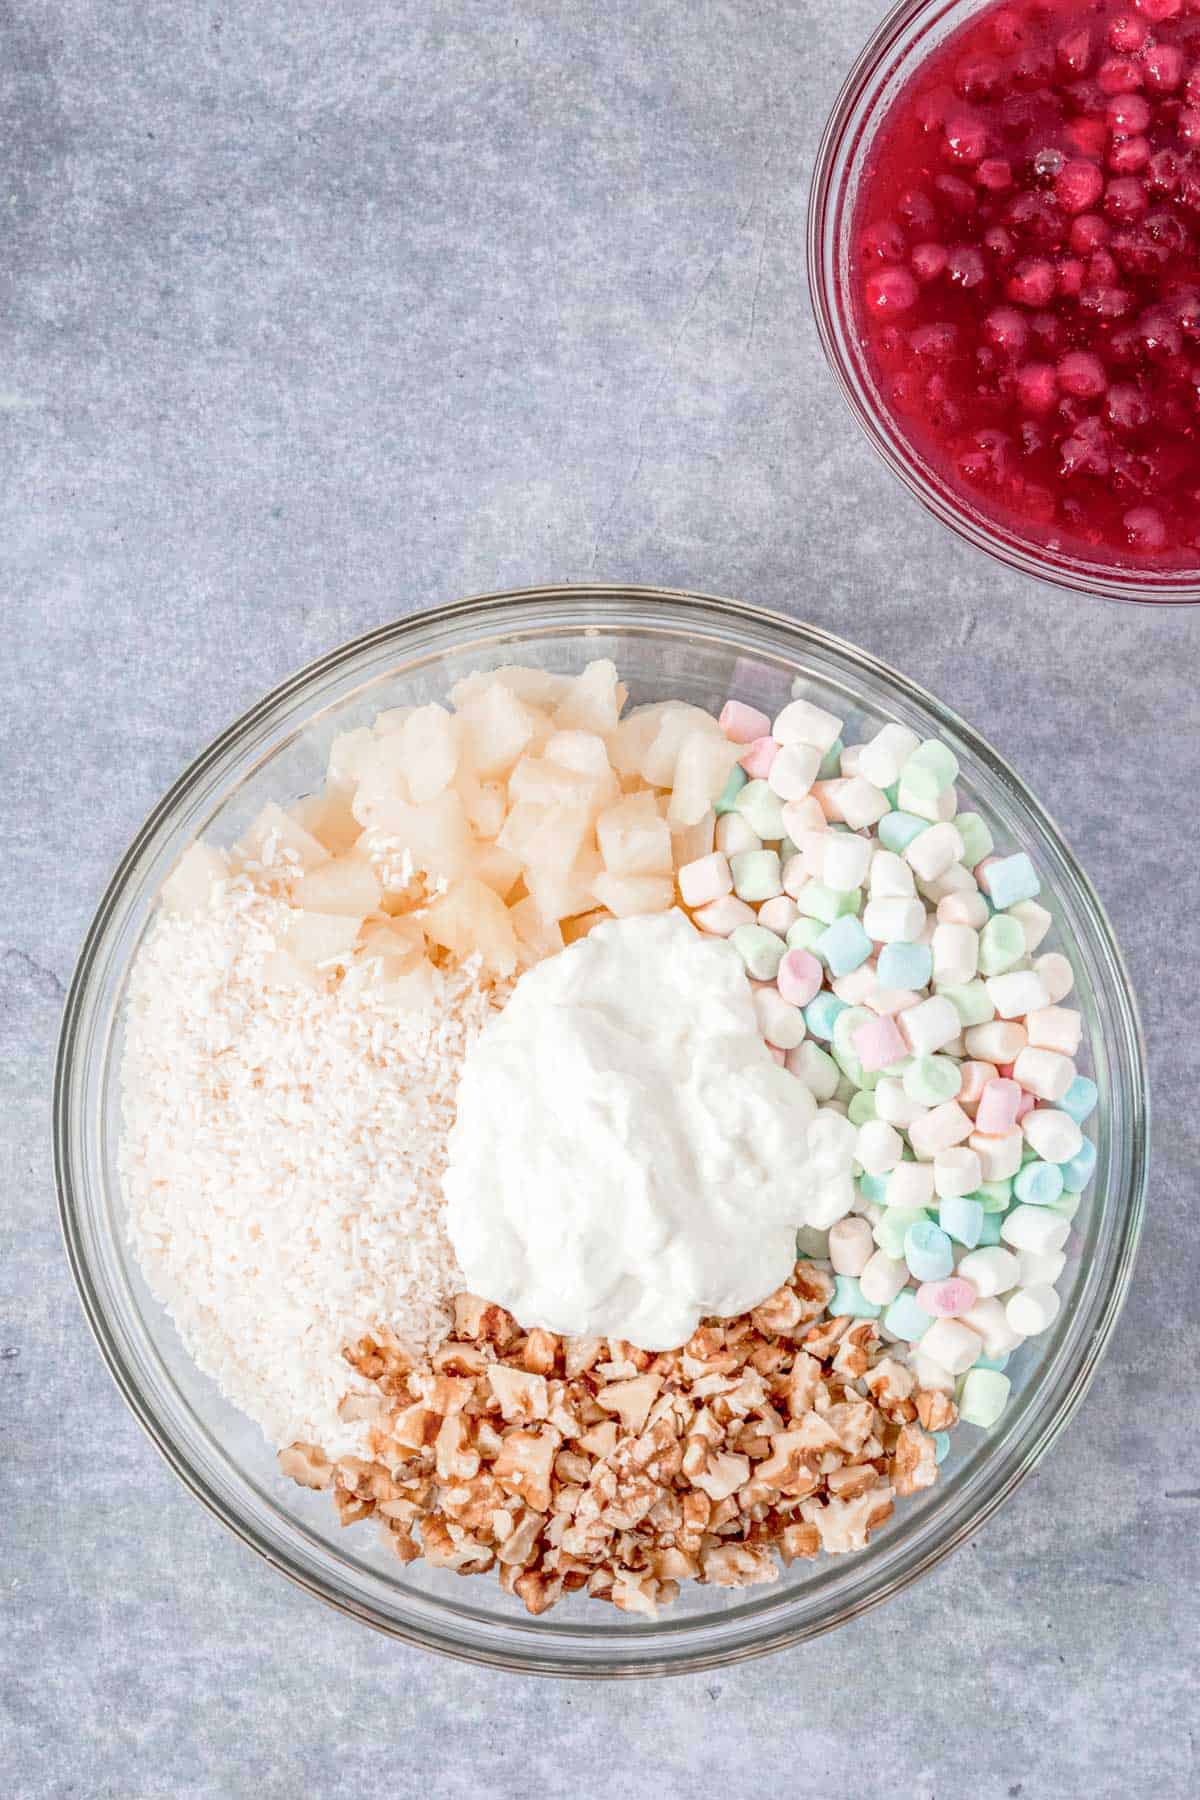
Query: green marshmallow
xmin=795 ymin=882 xmax=861 ymax=926
xmin=905 ymin=739 xmax=959 ymax=793
xmin=873 ymin=1206 xmax=930 ymax=1260
xmin=848 ymin=1088 xmax=877 ymax=1126
xmin=832 ymin=1004 xmax=877 ymax=1093
xmin=729 ymin=923 xmax=786 ymax=980
xmin=735 ymin=778 xmax=785 ymax=841
xmin=974 ymin=1179 xmax=1012 ymax=1213
xmin=730 ymin=848 xmax=783 ymax=903
xmin=936 ymin=978 xmax=996 ymax=1028
xmin=903 ymin=1054 xmax=963 ymax=1106
xmin=979 ymin=913 xmax=1026 ymax=975
xmin=714 ymin=764 xmax=748 ymax=815
xmin=958 ymin=1368 xmax=1011 ymax=1428
xmin=786 ymin=916 xmax=826 ymax=954
xmin=954 ymin=811 xmax=994 ymax=867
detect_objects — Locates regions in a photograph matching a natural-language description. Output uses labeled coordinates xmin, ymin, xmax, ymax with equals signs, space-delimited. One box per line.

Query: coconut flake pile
xmin=119 ymin=876 xmax=504 ymax=1458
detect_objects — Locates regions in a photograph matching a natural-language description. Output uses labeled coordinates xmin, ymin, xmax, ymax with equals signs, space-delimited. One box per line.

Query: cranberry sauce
xmin=853 ymin=0 xmax=1200 ymax=566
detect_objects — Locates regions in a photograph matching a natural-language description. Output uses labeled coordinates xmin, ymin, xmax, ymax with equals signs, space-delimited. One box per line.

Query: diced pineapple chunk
xmin=373 ymin=706 xmax=413 ymax=737
xmin=424 ymin=879 xmax=518 ymax=977
xmin=350 ymin=734 xmax=412 ymax=831
xmin=450 ymin=665 xmax=568 ymax=711
xmin=498 ymin=801 xmax=592 ymax=875
xmin=508 ymin=755 xmax=606 ymax=810
xmin=596 ymin=792 xmax=673 ymax=877
xmin=671 ymin=807 xmax=716 ymax=867
xmin=160 ymin=842 xmax=228 ymax=916
xmin=543 ymin=730 xmax=614 ymax=782
xmin=401 ymin=704 xmax=460 ymax=804
xmin=290 ymin=783 xmax=362 ymax=855
xmin=590 ymin=873 xmax=675 ymax=918
xmin=667 ymin=731 xmax=743 ymax=828
xmin=238 ymin=803 xmax=331 ymax=874
xmin=640 ymin=705 xmax=727 ymax=789
xmin=457 ymin=683 xmax=539 ymax=779
xmin=327 ymin=726 xmax=378 ymax=788
xmin=376 ymin=957 xmax=441 ymax=1012
xmin=457 ymin=767 xmax=508 ymax=839
xmin=292 ymin=854 xmax=383 ymax=917
xmin=509 ymin=895 xmax=565 ymax=961
xmin=554 ymin=659 xmax=622 ymax=735
xmin=471 ymin=843 xmax=524 ymax=900
xmin=388 ymin=790 xmax=476 ymax=882
xmin=607 ymin=703 xmax=678 ymax=779
xmin=359 ymin=916 xmax=425 ymax=968
xmin=282 ymin=910 xmax=364 ymax=967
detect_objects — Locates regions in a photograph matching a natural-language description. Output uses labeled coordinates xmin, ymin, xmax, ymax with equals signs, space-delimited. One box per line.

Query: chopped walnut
xmin=596 ymin=1372 xmax=662 ymax=1434
xmin=915 ymin=1389 xmax=959 ymax=1433
xmin=891 ymin=1423 xmax=939 ymax=1497
xmin=277 ymin=1442 xmax=332 ymax=1489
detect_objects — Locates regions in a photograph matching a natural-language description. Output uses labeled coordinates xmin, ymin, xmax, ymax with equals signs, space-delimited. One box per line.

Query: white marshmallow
xmin=1021 ymin=1107 xmax=1083 ymax=1165
xmin=859 ymin=1249 xmax=909 ymax=1306
xmin=838 ymin=776 xmax=890 ymax=830
xmin=1009 ymin=899 xmax=1053 ymax=953
xmin=780 ymin=796 xmax=825 ymax=841
xmin=757 ymin=895 xmax=799 ymax=937
xmin=920 ymin=1317 xmax=983 ymax=1375
xmin=1025 ymin=1005 xmax=1082 ymax=1056
xmin=985 ymin=970 xmax=1051 ymax=1019
xmin=693 ymin=895 xmax=757 ymax=936
xmin=1015 ymin=1248 xmax=1066 ymax=1288
xmin=678 ymin=851 xmax=733 ymax=908
xmin=1001 ymin=1205 xmax=1071 ymax=1255
xmin=964 ymin=1020 xmax=1028 ymax=1063
xmin=1013 ymin=1046 xmax=1076 ymax=1101
xmin=961 ymin=1296 xmax=1025 ymax=1357
xmin=911 ymin=1349 xmax=957 ymax=1394
xmin=788 ymin=1040 xmax=839 ymax=1100
xmin=874 ymin=1077 xmax=929 ymax=1128
xmin=823 ymin=831 xmax=873 ymax=892
xmin=767 ymin=742 xmax=822 ymax=801
xmin=968 ymin=1127 xmax=1024 ymax=1182
xmin=908 ymin=1101 xmax=972 ymax=1159
xmin=863 ymin=896 xmax=927 ymax=943
xmin=919 ymin=861 xmax=978 ymax=903
xmin=855 ymin=1118 xmax=904 ymax=1176
xmin=857 ymin=723 xmax=921 ymax=788
xmin=904 ymin=822 xmax=965 ymax=882
xmin=932 ymin=921 xmax=979 ymax=985
xmin=956 ymin=1246 xmax=1020 ymax=1298
xmin=1033 ymin=951 xmax=1074 ymax=1004
xmin=867 ymin=985 xmax=924 ymax=1017
xmin=828 ymin=1215 xmax=874 ymax=1277
xmin=938 ymin=890 xmax=989 ymax=929
xmin=869 ymin=851 xmax=917 ymax=900
xmin=899 ymin=994 xmax=960 ymax=1055
xmin=833 ymin=966 xmax=880 ymax=1007
xmin=715 ymin=812 xmax=761 ymax=857
xmin=772 ymin=697 xmax=842 ymax=752
xmin=753 ymin=987 xmax=806 ymax=1050
xmin=933 ymin=1145 xmax=983 ymax=1198
xmin=886 ymin=1161 xmax=935 ymax=1208
xmin=1005 ymin=1283 xmax=1061 ymax=1337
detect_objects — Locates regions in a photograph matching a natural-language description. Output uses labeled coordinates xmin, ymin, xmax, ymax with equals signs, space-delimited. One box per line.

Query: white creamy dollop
xmin=443 ymin=910 xmax=856 ymax=1349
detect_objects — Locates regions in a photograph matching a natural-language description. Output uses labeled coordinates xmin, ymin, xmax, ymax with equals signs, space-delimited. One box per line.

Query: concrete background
xmin=2 ymin=1 xmax=1197 ymax=1794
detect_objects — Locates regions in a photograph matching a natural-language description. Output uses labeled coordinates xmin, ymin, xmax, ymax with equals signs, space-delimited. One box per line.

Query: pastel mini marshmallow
xmin=968 ymin=1127 xmax=1024 ymax=1182
xmin=757 ymin=894 xmax=800 ymax=937
xmin=865 ymin=984 xmax=924 ymax=1017
xmin=937 ymin=890 xmax=989 ymax=929
xmin=859 ymin=1249 xmax=909 ymax=1307
xmin=1021 ymin=1107 xmax=1084 ymax=1164
xmin=956 ymin=1247 xmax=1020 ymax=1299
xmin=829 ymin=1214 xmax=875 ymax=1277
xmin=904 ymin=822 xmax=965 ymax=882
xmin=788 ymin=1039 xmax=839 ymax=1099
xmin=832 ymin=965 xmax=880 ymax=1007
xmin=920 ymin=1317 xmax=983 ymax=1375
xmin=857 ymin=722 xmax=921 ymax=788
xmin=899 ymin=779 xmax=958 ymax=825
xmin=975 ymin=1076 xmax=1022 ymax=1135
xmin=1013 ymin=1046 xmax=1076 ymax=1102
xmin=767 ymin=741 xmax=821 ymax=800
xmin=985 ymin=969 xmax=1051 ymax=1019
xmin=678 ymin=851 xmax=733 ymax=909
xmin=823 ymin=832 xmax=873 ymax=892
xmin=932 ymin=921 xmax=979 ymax=986
xmin=853 ymin=1013 xmax=908 ymax=1071
xmin=908 ymin=1100 xmax=973 ymax=1159
xmin=838 ymin=776 xmax=890 ymax=831
xmin=899 ymin=994 xmax=961 ymax=1056
xmin=692 ymin=894 xmax=757 ymax=936
xmin=1026 ymin=1005 xmax=1082 ymax=1056
xmin=719 ymin=700 xmax=771 ymax=744
xmin=915 ymin=1276 xmax=977 ymax=1317
xmin=856 ymin=1118 xmax=904 ymax=1176
xmin=739 ymin=735 xmax=780 ymax=779
xmin=957 ymin=1060 xmax=998 ymax=1109
xmin=1005 ymin=1283 xmax=1061 ymax=1337
xmin=910 ymin=1349 xmax=957 ymax=1394
xmin=933 ymin=1144 xmax=983 ymax=1198
xmin=1016 ymin=1247 xmax=1066 ymax=1288
xmin=772 ymin=697 xmax=842 ymax=753
xmin=862 ymin=896 xmax=928 ymax=944
xmin=886 ymin=1161 xmax=936 ymax=1209
xmin=753 ymin=987 xmax=807 ymax=1049
xmin=838 ymin=743 xmax=863 ymax=779
xmin=777 ymin=948 xmax=823 ymax=1007
xmin=1000 ymin=1205 xmax=1071 ymax=1255
xmin=869 ymin=851 xmax=917 ymax=899
xmin=715 ymin=812 xmax=761 ymax=857
xmin=964 ymin=1020 xmax=1028 ymax=1064
xmin=1008 ymin=898 xmax=1053 ymax=953
xmin=1033 ymin=951 xmax=1074 ymax=1004
xmin=961 ymin=1296 xmax=1025 ymax=1357
xmin=919 ymin=861 xmax=977 ymax=903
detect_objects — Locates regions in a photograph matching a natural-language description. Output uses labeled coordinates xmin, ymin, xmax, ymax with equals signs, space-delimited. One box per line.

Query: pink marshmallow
xmin=720 ymin=700 xmax=772 ymax=745
xmin=853 ymin=1013 xmax=908 ymax=1071
xmin=777 ymin=949 xmax=823 ymax=1008
xmin=781 ymin=797 xmax=826 ymax=839
xmin=975 ymin=1077 xmax=1022 ymax=1135
xmin=915 ymin=1278 xmax=977 ymax=1318
xmin=958 ymin=1060 xmax=998 ymax=1110
xmin=739 ymin=735 xmax=779 ymax=778
xmin=768 ymin=1044 xmax=787 ymax=1066
xmin=812 ymin=778 xmax=847 ymax=822
xmin=677 ymin=851 xmax=732 ymax=909
xmin=1014 ymin=1088 xmax=1036 ymax=1123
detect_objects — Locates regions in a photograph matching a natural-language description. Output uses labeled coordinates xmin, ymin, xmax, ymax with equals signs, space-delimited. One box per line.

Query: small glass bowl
xmin=807 ymin=0 xmax=1200 ymax=605
xmin=54 ymin=586 xmax=1148 ymax=1676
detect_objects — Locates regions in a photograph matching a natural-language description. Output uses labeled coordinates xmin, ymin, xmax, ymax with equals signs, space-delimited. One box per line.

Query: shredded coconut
xmin=119 ymin=875 xmax=505 ymax=1457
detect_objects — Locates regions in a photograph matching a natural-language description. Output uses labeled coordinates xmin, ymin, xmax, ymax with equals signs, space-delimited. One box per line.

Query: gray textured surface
xmin=2 ymin=0 xmax=1198 ymax=1794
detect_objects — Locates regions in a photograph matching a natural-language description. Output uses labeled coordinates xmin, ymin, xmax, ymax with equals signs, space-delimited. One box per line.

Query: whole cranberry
xmin=1145 ymin=210 xmax=1192 ymax=253
xmin=1080 ymin=282 xmax=1133 ymax=317
xmin=983 ymin=305 xmax=1030 ymax=353
xmin=899 ymin=189 xmax=939 ymax=233
xmin=947 ymin=244 xmax=988 ymax=288
xmin=977 ymin=157 xmax=1013 ymax=190
xmin=1057 ymin=256 xmax=1086 ymax=295
xmin=1055 ymin=158 xmax=1105 ymax=212
xmin=911 ymin=241 xmax=949 ymax=282
xmin=1065 ymin=116 xmax=1109 ymax=158
xmin=1144 ymin=43 xmax=1185 ymax=91
xmin=1123 ymin=506 xmax=1167 ymax=550
xmin=1056 ymin=27 xmax=1093 ymax=74
xmin=1139 ymin=305 xmax=1185 ymax=357
xmin=862 ymin=219 xmax=908 ymax=262
xmin=1069 ymin=212 xmax=1111 ymax=251
xmin=1107 ymin=14 xmax=1149 ymax=51
xmin=1016 ymin=360 xmax=1059 ymax=411
xmin=1109 ymin=136 xmax=1151 ymax=175
xmin=910 ymin=322 xmax=960 ymax=361
xmin=1097 ymin=55 xmax=1145 ymax=94
xmin=866 ymin=267 xmax=919 ymax=316
xmin=915 ymin=86 xmax=954 ymax=135
xmin=1105 ymin=382 xmax=1152 ymax=430
xmin=943 ymin=110 xmax=989 ymax=164
xmin=1058 ymin=349 xmax=1108 ymax=396
xmin=1007 ymin=258 xmax=1058 ymax=305
xmin=955 ymin=54 xmax=1005 ymax=100
xmin=1137 ymin=0 xmax=1182 ymax=20
xmin=1105 ymin=176 xmax=1150 ymax=221
xmin=1007 ymin=190 xmax=1066 ymax=246
xmin=984 ymin=226 xmax=1018 ymax=263
xmin=1180 ymin=108 xmax=1200 ymax=144
xmin=1147 ymin=150 xmax=1182 ymax=196
xmin=1107 ymin=92 xmax=1151 ymax=132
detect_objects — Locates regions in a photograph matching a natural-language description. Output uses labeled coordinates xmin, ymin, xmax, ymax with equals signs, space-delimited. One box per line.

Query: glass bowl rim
xmin=806 ymin=0 xmax=1200 ymax=606
xmin=53 ymin=582 xmax=1150 ymax=1675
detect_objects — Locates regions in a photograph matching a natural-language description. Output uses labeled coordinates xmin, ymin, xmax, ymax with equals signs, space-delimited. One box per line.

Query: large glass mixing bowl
xmin=54 ymin=586 xmax=1147 ymax=1676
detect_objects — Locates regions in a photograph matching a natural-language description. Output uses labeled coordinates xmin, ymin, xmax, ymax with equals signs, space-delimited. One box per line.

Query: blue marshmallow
xmin=1060 ymin=1135 xmax=1097 ymax=1193
xmin=803 ymin=991 xmax=848 ymax=1041
xmin=830 ymin=1275 xmax=882 ymax=1319
xmin=1015 ymin=1160 xmax=1065 ymax=1206
xmin=882 ymin=1289 xmax=933 ymax=1342
xmin=878 ymin=810 xmax=929 ymax=854
xmin=815 ymin=913 xmax=874 ymax=977
xmin=1060 ymin=1074 xmax=1099 ymax=1125
xmin=904 ymin=1219 xmax=954 ymax=1282
xmin=984 ymin=851 xmax=1041 ymax=910
xmin=939 ymin=1195 xmax=984 ymax=1249
xmin=877 ymin=940 xmax=933 ymax=990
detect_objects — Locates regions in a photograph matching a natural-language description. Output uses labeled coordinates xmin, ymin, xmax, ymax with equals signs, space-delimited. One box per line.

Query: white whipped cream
xmin=443 ymin=909 xmax=856 ymax=1348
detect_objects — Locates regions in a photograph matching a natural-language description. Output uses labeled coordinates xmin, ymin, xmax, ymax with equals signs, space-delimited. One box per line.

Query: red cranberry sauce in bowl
xmin=852 ymin=0 xmax=1200 ymax=570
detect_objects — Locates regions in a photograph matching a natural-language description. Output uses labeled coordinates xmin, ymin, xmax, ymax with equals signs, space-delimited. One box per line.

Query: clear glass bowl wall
xmin=807 ymin=0 xmax=1200 ymax=604
xmin=55 ymin=587 xmax=1147 ymax=1676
